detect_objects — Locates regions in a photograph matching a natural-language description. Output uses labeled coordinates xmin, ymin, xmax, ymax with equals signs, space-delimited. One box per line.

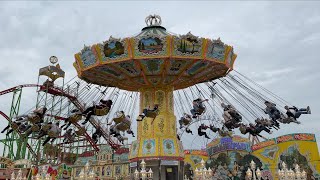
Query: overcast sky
xmin=0 ymin=1 xmax=320 ymax=151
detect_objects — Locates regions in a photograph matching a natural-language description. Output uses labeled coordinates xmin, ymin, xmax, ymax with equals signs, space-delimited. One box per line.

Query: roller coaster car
xmin=115 ymin=120 xmax=131 ymax=131
xmin=94 ymin=107 xmax=110 ymax=116
xmin=31 ymin=125 xmax=40 ymax=132
xmin=146 ymin=109 xmax=160 ymax=118
xmin=29 ymin=115 xmax=41 ymax=124
xmin=113 ymin=113 xmax=125 ymax=124
xmin=69 ymin=114 xmax=82 ymax=123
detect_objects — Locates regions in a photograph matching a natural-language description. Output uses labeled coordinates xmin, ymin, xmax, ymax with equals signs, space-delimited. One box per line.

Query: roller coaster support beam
xmin=2 ymin=87 xmax=27 ymax=160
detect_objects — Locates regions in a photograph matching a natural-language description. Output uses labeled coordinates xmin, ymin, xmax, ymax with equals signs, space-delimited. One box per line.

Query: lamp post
xmin=246 ymin=161 xmax=262 ymax=180
xmin=10 ymin=169 xmax=27 ymax=180
xmin=278 ymin=162 xmax=307 ymax=180
xmin=134 ymin=159 xmax=153 ymax=180
xmin=193 ymin=159 xmax=212 ymax=180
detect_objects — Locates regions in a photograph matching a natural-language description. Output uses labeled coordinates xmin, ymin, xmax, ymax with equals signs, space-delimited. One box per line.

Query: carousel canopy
xmin=73 ymin=15 xmax=237 ymax=91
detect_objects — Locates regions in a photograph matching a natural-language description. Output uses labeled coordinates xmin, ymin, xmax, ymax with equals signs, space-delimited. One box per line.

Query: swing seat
xmin=197 ymin=107 xmax=206 ymax=115
xmin=12 ymin=123 xmax=19 ymax=130
xmin=219 ymin=130 xmax=232 ymax=137
xmin=48 ymin=131 xmax=58 ymax=138
xmin=42 ymin=124 xmax=51 ymax=131
xmin=239 ymin=126 xmax=247 ymax=134
xmin=116 ymin=121 xmax=131 ymax=131
xmin=113 ymin=114 xmax=125 ymax=124
xmin=29 ymin=115 xmax=41 ymax=123
xmin=146 ymin=109 xmax=159 ymax=118
xmin=182 ymin=118 xmax=191 ymax=126
xmin=94 ymin=107 xmax=110 ymax=116
xmin=75 ymin=128 xmax=85 ymax=136
xmin=69 ymin=114 xmax=82 ymax=123
xmin=31 ymin=125 xmax=40 ymax=132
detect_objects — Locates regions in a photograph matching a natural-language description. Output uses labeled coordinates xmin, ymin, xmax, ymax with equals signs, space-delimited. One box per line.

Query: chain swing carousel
xmin=73 ymin=15 xmax=237 ymax=179
xmin=0 ymin=14 xmax=314 ymax=180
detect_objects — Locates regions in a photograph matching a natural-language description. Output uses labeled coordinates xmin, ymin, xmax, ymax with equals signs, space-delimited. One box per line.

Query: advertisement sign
xmin=130 ymin=162 xmax=137 ymax=167
xmin=184 ymin=150 xmax=208 ymax=156
xmin=207 ymin=137 xmax=251 ymax=155
xmin=252 ymin=133 xmax=316 ymax=151
xmin=160 ymin=160 xmax=179 ymax=166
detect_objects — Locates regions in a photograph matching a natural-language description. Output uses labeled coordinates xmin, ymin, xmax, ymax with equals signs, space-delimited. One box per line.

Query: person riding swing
xmin=82 ymin=99 xmax=113 ymax=125
xmin=42 ymin=122 xmax=61 ymax=146
xmin=92 ymin=127 xmax=102 ymax=144
xmin=63 ymin=129 xmax=75 ymax=143
xmin=197 ymin=123 xmax=210 ymax=139
xmin=137 ymin=104 xmax=159 ymax=122
xmin=179 ymin=113 xmax=192 ymax=129
xmin=264 ymin=101 xmax=281 ymax=127
xmin=61 ymin=109 xmax=82 ymax=130
xmin=283 ymin=105 xmax=311 ymax=124
xmin=108 ymin=111 xmax=125 ymax=125
xmin=221 ymin=103 xmax=242 ymax=130
xmin=191 ymin=98 xmax=209 ymax=118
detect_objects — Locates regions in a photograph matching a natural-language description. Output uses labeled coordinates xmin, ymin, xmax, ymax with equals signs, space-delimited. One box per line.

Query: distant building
xmin=71 ymin=144 xmax=130 ymax=180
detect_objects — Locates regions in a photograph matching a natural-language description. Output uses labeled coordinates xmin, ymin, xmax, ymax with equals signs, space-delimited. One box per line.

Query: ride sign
xmin=207 ymin=137 xmax=251 ymax=155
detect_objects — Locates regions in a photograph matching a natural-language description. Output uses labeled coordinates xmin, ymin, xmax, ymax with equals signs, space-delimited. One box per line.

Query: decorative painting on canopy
xmin=78 ymin=46 xmax=97 ymax=68
xmin=163 ymin=139 xmax=176 ymax=155
xmin=95 ymin=66 xmax=124 ymax=79
xmin=172 ymin=32 xmax=204 ymax=58
xmin=133 ymin=35 xmax=167 ymax=58
xmin=186 ymin=61 xmax=209 ymax=76
xmin=142 ymin=139 xmax=156 ymax=156
xmin=148 ymin=77 xmax=162 ymax=86
xmin=226 ymin=48 xmax=236 ymax=68
xmin=116 ymin=61 xmax=140 ymax=76
xmin=140 ymin=59 xmax=164 ymax=75
xmin=139 ymin=37 xmax=163 ymax=53
xmin=97 ymin=36 xmax=129 ymax=62
xmin=136 ymin=77 xmax=147 ymax=85
xmin=163 ymin=76 xmax=175 ymax=85
xmin=193 ymin=63 xmax=228 ymax=81
xmin=206 ymin=38 xmax=226 ymax=62
xmin=167 ymin=60 xmax=192 ymax=75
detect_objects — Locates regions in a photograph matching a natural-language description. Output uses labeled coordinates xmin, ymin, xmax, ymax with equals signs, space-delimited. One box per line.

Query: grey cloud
xmin=0 ymin=1 xmax=319 ymax=150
